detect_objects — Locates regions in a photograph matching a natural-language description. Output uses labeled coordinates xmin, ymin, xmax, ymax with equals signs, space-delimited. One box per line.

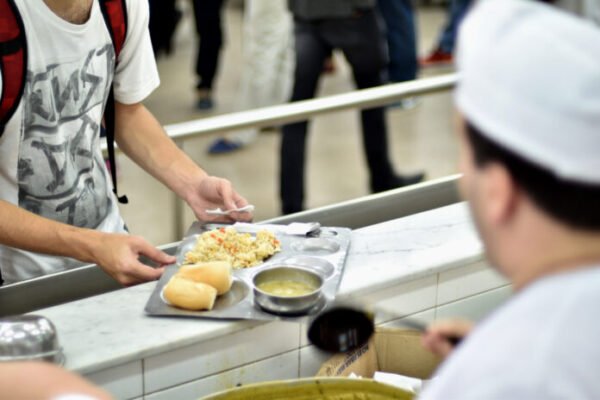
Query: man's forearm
xmin=114 ymin=102 xmax=208 ymax=203
xmin=0 ymin=200 xmax=101 ymax=263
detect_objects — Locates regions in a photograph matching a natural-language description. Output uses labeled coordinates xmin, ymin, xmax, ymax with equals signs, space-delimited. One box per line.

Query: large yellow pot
xmin=200 ymin=377 xmax=414 ymax=400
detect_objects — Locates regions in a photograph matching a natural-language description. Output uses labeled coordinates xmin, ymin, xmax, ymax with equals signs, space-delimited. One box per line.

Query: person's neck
xmin=43 ymin=0 xmax=93 ymax=24
xmin=505 ymin=221 xmax=600 ymax=291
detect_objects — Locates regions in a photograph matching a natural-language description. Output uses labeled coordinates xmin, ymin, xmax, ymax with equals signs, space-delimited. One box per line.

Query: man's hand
xmin=89 ymin=233 xmax=176 ymax=286
xmin=185 ymin=176 xmax=253 ymax=222
xmin=421 ymin=319 xmax=474 ymax=359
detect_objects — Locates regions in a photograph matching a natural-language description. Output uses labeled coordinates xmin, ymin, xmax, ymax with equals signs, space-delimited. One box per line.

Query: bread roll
xmin=178 ymin=261 xmax=233 ymax=295
xmin=163 ymin=276 xmax=218 ymax=311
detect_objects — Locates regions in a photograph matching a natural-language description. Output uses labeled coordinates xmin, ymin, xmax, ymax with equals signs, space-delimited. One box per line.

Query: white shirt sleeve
xmin=112 ymin=0 xmax=160 ymax=104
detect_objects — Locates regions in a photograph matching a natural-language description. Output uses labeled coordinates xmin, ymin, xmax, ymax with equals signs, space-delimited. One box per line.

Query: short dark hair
xmin=464 ymin=121 xmax=600 ymax=230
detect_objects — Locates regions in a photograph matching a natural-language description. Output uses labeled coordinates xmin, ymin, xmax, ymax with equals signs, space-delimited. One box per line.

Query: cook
xmin=418 ymin=0 xmax=600 ymax=398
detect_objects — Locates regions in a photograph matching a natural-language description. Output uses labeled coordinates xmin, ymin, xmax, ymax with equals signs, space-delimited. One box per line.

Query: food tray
xmin=144 ymin=222 xmax=352 ymax=321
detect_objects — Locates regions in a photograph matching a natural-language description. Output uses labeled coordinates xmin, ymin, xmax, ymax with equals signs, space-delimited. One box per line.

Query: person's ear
xmin=481 ymin=163 xmax=518 ymax=225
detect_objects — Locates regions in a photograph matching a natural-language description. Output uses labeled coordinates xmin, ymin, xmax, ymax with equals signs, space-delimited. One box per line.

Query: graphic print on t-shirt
xmin=18 ymin=43 xmax=115 ymax=229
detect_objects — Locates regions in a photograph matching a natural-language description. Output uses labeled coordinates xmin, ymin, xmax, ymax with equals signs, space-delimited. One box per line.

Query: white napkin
xmin=205 ymin=204 xmax=255 ymax=216
xmin=373 ymin=371 xmax=423 ymax=394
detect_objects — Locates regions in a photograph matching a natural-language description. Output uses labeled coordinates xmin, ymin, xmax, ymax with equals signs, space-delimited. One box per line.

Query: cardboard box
xmin=201 ymin=327 xmax=440 ymax=400
xmin=317 ymin=327 xmax=441 ymax=381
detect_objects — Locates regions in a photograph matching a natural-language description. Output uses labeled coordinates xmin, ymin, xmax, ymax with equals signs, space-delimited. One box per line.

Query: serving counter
xmin=28 ymin=202 xmax=512 ymax=399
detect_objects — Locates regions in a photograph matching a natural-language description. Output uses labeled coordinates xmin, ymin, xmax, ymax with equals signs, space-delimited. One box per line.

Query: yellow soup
xmin=257 ymin=280 xmax=316 ymax=297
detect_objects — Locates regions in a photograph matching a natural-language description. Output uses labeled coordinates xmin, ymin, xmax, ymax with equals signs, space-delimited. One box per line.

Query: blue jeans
xmin=438 ymin=0 xmax=472 ymax=54
xmin=377 ymin=0 xmax=417 ymax=82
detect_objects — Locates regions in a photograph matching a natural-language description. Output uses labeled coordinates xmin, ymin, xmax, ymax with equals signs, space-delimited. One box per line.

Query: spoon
xmin=307 ymin=305 xmax=462 ymax=353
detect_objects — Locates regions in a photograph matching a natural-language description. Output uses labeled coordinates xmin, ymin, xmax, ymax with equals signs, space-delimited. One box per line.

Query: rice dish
xmin=184 ymin=227 xmax=281 ymax=268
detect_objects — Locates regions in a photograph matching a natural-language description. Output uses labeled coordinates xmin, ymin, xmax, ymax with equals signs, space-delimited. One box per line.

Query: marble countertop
xmin=35 ymin=202 xmax=483 ymax=375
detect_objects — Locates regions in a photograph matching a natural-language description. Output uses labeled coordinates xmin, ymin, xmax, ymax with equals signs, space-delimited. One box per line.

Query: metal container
xmin=0 ymin=315 xmax=63 ymax=364
xmin=145 ymin=223 xmax=351 ymax=321
xmin=253 ymin=267 xmax=323 ymax=315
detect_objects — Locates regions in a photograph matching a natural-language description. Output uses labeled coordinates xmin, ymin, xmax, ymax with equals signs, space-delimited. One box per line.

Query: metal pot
xmin=0 ymin=315 xmax=63 ymax=364
xmin=253 ymin=266 xmax=323 ymax=315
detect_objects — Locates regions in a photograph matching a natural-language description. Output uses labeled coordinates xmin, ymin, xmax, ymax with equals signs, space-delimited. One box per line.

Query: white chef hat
xmin=455 ymin=0 xmax=600 ymax=184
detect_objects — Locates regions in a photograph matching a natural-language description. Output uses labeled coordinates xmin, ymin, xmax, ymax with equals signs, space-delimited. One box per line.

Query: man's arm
xmin=113 ymin=101 xmax=252 ymax=222
xmin=0 ymin=200 xmax=174 ymax=285
xmin=0 ymin=362 xmax=113 ymax=399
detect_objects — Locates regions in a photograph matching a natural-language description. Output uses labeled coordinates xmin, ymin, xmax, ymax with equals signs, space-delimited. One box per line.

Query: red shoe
xmin=420 ymin=48 xmax=454 ymax=67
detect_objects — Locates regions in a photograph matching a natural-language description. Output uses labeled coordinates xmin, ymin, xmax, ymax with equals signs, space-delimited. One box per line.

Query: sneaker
xmin=207 ymin=138 xmax=243 ymax=155
xmin=371 ymin=172 xmax=425 ymax=193
xmin=196 ymin=96 xmax=214 ymax=111
xmin=196 ymin=88 xmax=214 ymax=111
xmin=420 ymin=48 xmax=454 ymax=67
xmin=322 ymin=56 xmax=336 ymax=74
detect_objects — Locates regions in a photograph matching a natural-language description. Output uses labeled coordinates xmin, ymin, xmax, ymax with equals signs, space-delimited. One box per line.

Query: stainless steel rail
xmin=101 ymin=73 xmax=457 ymax=152
xmin=0 ymin=175 xmax=460 ymax=317
xmin=162 ymin=74 xmax=457 ymax=140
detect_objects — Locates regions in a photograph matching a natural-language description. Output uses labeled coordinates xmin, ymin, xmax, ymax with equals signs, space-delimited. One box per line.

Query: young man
xmin=420 ymin=0 xmax=600 ymax=398
xmin=0 ymin=0 xmax=251 ymax=286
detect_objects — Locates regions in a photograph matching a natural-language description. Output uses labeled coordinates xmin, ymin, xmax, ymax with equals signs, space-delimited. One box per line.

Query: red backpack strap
xmin=99 ymin=0 xmax=128 ymax=61
xmin=0 ymin=0 xmax=27 ymax=137
xmin=99 ymin=0 xmax=128 ymax=204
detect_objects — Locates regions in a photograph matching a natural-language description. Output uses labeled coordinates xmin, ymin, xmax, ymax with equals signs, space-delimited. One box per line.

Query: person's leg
xmin=192 ymin=0 xmax=225 ymax=107
xmin=376 ymin=0 xmax=417 ymax=83
xmin=149 ymin=0 xmax=179 ymax=56
xmin=324 ymin=12 xmax=395 ymax=191
xmin=280 ymin=20 xmax=329 ymax=214
xmin=438 ymin=0 xmax=472 ymax=53
xmin=208 ymin=0 xmax=294 ymax=154
xmin=326 ymin=11 xmax=424 ymax=192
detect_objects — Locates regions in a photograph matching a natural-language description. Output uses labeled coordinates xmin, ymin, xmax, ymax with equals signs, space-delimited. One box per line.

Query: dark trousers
xmin=148 ymin=0 xmax=180 ymax=56
xmin=280 ymin=10 xmax=396 ymax=214
xmin=192 ymin=0 xmax=225 ymax=90
xmin=377 ymin=0 xmax=417 ymax=82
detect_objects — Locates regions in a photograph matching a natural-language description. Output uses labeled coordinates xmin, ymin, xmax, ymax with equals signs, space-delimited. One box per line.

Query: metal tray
xmin=144 ymin=222 xmax=351 ymax=321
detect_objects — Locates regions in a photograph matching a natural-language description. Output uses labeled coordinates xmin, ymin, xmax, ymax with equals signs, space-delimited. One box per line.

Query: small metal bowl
xmin=0 ymin=315 xmax=63 ymax=364
xmin=253 ymin=267 xmax=323 ymax=315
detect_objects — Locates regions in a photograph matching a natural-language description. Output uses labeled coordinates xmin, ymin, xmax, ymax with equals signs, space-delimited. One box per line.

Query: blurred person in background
xmin=280 ymin=0 xmax=425 ymax=215
xmin=193 ymin=0 xmax=226 ymax=110
xmin=419 ymin=1 xmax=600 ymax=398
xmin=207 ymin=0 xmax=294 ymax=154
xmin=148 ymin=0 xmax=181 ymax=57
xmin=420 ymin=0 xmax=472 ymax=67
xmin=377 ymin=0 xmax=419 ymax=109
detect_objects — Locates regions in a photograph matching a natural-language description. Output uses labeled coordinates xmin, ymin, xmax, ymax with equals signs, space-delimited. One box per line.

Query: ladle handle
xmin=394 ymin=317 xmax=463 ymax=347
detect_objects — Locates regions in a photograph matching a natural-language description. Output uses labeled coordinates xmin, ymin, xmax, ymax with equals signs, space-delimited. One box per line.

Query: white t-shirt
xmin=0 ymin=0 xmax=159 ymax=284
xmin=420 ymin=266 xmax=600 ymax=399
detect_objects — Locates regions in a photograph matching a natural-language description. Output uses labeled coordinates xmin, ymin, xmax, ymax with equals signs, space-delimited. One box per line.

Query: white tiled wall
xmin=356 ymin=275 xmax=438 ymax=325
xmin=83 ymin=361 xmax=143 ymax=400
xmin=299 ymin=345 xmax=334 ymax=378
xmin=143 ymin=321 xmax=299 ymax=393
xmin=437 ymin=261 xmax=509 ymax=305
xmin=436 ymin=285 xmax=513 ymax=322
xmin=145 ymin=350 xmax=299 ymax=400
xmin=380 ymin=309 xmax=436 ymax=329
